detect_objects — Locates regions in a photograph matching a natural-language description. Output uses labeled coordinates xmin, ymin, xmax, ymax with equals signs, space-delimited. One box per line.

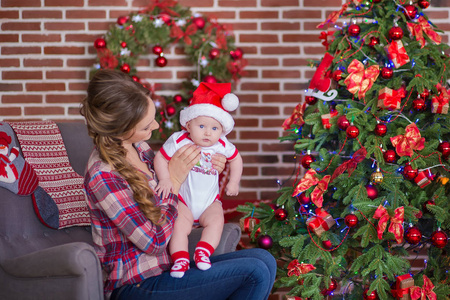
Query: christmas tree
xmin=238 ymin=0 xmax=450 ymax=299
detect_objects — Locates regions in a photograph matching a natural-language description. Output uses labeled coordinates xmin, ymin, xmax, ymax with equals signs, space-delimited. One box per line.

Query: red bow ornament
xmin=373 ymin=205 xmax=404 ymax=243
xmin=409 ymin=275 xmax=437 ymax=300
xmin=317 ymin=2 xmax=349 ymax=28
xmin=386 ymin=40 xmax=410 ymax=68
xmin=344 ymin=59 xmax=380 ymax=99
xmin=431 ymin=83 xmax=449 ymax=114
xmin=142 ymin=0 xmax=180 ymax=16
xmin=98 ymin=49 xmax=118 ymax=69
xmin=331 ymin=147 xmax=367 ymax=182
xmin=407 ymin=16 xmax=441 ymax=49
xmin=319 ymin=30 xmax=335 ymax=50
xmin=292 ymin=169 xmax=330 ymax=208
xmin=390 ymin=123 xmax=425 ymax=157
xmin=282 ymin=103 xmax=306 ymax=130
xmin=170 ymin=23 xmax=197 ymax=45
xmin=378 ymin=87 xmax=406 ymax=111
xmin=287 ymin=259 xmax=316 ymax=277
xmin=391 ymin=273 xmax=415 ymax=300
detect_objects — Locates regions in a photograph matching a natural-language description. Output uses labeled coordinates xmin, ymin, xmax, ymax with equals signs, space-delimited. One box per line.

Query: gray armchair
xmin=0 ymin=122 xmax=241 ymax=300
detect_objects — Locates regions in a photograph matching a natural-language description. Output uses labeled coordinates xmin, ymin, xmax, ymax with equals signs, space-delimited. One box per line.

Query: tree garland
xmin=92 ymin=0 xmax=247 ymax=140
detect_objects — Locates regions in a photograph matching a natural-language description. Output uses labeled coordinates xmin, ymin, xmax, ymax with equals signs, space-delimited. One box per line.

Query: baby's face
xmin=186 ymin=116 xmax=223 ymax=147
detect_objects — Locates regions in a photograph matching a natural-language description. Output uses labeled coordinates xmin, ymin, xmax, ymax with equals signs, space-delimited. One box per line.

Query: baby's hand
xmin=155 ymin=179 xmax=173 ymax=199
xmin=225 ymin=182 xmax=239 ymax=196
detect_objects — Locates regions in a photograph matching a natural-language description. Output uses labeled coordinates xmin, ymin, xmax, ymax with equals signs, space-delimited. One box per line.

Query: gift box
xmin=306 ymin=208 xmax=336 ymax=237
xmin=431 ymin=95 xmax=449 ymax=114
xmin=378 ymin=87 xmax=405 ymax=110
xmin=414 ymin=171 xmax=431 ymax=188
xmin=321 ymin=110 xmax=338 ymax=129
xmin=386 ymin=40 xmax=410 ymax=68
xmin=239 ymin=217 xmax=260 ymax=237
xmin=391 ymin=273 xmax=414 ymax=300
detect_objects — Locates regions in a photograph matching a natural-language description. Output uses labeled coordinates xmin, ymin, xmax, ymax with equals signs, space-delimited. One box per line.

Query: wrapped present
xmin=239 ymin=217 xmax=260 ymax=237
xmin=378 ymin=87 xmax=405 ymax=110
xmin=391 ymin=273 xmax=414 ymax=300
xmin=321 ymin=110 xmax=338 ymax=129
xmin=431 ymin=95 xmax=449 ymax=114
xmin=386 ymin=40 xmax=410 ymax=68
xmin=414 ymin=171 xmax=431 ymax=188
xmin=306 ymin=208 xmax=336 ymax=237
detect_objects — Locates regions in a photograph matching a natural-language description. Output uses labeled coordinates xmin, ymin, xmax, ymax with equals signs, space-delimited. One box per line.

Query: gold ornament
xmin=371 ymin=168 xmax=384 ymax=184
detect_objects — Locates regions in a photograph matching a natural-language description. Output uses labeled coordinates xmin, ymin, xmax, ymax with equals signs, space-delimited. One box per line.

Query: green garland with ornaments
xmin=92 ymin=0 xmax=246 ymax=140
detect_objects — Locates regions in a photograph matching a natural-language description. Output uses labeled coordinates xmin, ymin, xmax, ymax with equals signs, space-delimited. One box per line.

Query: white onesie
xmin=159 ymin=130 xmax=238 ymax=221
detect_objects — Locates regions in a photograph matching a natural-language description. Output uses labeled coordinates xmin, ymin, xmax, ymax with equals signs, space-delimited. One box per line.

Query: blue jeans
xmin=111 ymin=248 xmax=276 ymax=300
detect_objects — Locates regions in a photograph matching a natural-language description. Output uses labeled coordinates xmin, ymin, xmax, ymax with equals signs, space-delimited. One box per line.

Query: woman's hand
xmin=168 ymin=144 xmax=201 ymax=194
xmin=211 ymin=153 xmax=227 ymax=173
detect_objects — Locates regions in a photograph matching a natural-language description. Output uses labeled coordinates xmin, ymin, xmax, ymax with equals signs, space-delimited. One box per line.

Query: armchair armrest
xmin=188 ymin=223 xmax=241 ymax=257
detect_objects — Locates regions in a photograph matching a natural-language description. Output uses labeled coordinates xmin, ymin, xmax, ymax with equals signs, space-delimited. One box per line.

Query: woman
xmin=80 ymin=69 xmax=276 ymax=300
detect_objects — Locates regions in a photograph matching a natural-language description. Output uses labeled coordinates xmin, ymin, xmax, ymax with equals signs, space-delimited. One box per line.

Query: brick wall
xmin=1 ymin=0 xmax=449 ymax=200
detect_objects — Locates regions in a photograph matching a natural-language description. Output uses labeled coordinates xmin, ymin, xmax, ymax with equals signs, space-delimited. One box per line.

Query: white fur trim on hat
xmin=180 ymin=103 xmax=235 ymax=135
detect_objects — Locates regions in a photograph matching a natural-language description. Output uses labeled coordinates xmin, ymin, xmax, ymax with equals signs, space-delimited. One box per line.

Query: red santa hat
xmin=0 ymin=132 xmax=12 ymax=147
xmin=180 ymin=82 xmax=239 ymax=135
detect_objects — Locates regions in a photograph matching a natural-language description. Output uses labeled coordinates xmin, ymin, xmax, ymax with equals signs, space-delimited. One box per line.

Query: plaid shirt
xmin=83 ymin=142 xmax=178 ymax=297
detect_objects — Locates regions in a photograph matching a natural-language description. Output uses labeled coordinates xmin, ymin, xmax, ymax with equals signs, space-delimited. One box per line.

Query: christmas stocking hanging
xmin=0 ymin=122 xmax=38 ymax=195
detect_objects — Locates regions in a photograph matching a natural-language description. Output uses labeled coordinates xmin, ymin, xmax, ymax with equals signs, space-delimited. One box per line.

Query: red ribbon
xmin=391 ymin=274 xmax=414 ymax=299
xmin=331 ymin=147 xmax=367 ymax=182
xmin=143 ymin=0 xmax=179 ymax=16
xmin=390 ymin=123 xmax=425 ymax=157
xmin=317 ymin=2 xmax=349 ymax=28
xmin=282 ymin=103 xmax=306 ymax=130
xmin=378 ymin=87 xmax=406 ymax=110
xmin=410 ymin=275 xmax=437 ymax=300
xmin=407 ymin=16 xmax=441 ymax=48
xmin=170 ymin=23 xmax=197 ymax=45
xmin=287 ymin=259 xmax=315 ymax=277
xmin=344 ymin=59 xmax=380 ymax=99
xmin=292 ymin=169 xmax=330 ymax=208
xmin=387 ymin=41 xmax=410 ymax=68
xmin=372 ymin=205 xmax=404 ymax=244
xmin=98 ymin=49 xmax=118 ymax=69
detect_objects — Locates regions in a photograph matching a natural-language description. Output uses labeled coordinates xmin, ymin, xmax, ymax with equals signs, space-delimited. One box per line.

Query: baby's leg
xmin=194 ymin=201 xmax=224 ymax=271
xmin=169 ymin=202 xmax=194 ymax=278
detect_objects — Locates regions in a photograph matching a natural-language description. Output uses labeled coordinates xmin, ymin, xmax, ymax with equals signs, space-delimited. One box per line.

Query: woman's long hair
xmin=80 ymin=69 xmax=162 ymax=224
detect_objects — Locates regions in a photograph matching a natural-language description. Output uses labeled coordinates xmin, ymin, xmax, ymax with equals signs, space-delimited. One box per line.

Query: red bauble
xmin=348 ymin=24 xmax=361 ymax=37
xmin=422 ymin=199 xmax=435 ymax=214
xmin=173 ymin=94 xmax=183 ymax=103
xmin=230 ymin=48 xmax=244 ymax=60
xmin=322 ymin=278 xmax=338 ymax=295
xmin=338 ymin=115 xmax=350 ymax=130
xmin=258 ymin=235 xmax=273 ymax=249
xmin=301 ymin=154 xmax=315 ymax=169
xmin=166 ymin=105 xmax=176 ymax=116
xmin=381 ymin=67 xmax=394 ymax=79
xmin=389 ymin=26 xmax=404 ymax=40
xmin=322 ymin=240 xmax=333 ymax=249
xmin=209 ymin=48 xmax=220 ymax=59
xmin=405 ymin=226 xmax=422 ymax=245
xmin=192 ymin=16 xmax=206 ymax=29
xmin=346 ymin=125 xmax=359 ymax=138
xmin=159 ymin=13 xmax=171 ymax=25
xmin=345 ymin=214 xmax=358 ymax=228
xmin=383 ymin=149 xmax=397 ymax=163
xmin=438 ymin=141 xmax=450 ymax=156
xmin=412 ymin=98 xmax=426 ymax=111
xmin=332 ymin=70 xmax=343 ymax=81
xmin=152 ymin=45 xmax=163 ymax=55
xmin=374 ymin=123 xmax=387 ymax=136
xmin=366 ymin=184 xmax=378 ymax=200
xmin=430 ymin=230 xmax=448 ymax=248
xmin=363 ymin=288 xmax=379 ymax=300
xmin=403 ymin=4 xmax=418 ymax=19
xmin=403 ymin=164 xmax=418 ymax=180
xmin=418 ymin=0 xmax=430 ymax=9
xmin=305 ymin=96 xmax=318 ymax=105
xmin=368 ymin=36 xmax=380 ymax=47
xmin=94 ymin=38 xmax=106 ymax=49
xmin=131 ymin=75 xmax=140 ymax=82
xmin=372 ymin=0 xmax=381 ymax=3
xmin=117 ymin=16 xmax=129 ymax=26
xmin=420 ymin=89 xmax=430 ymax=99
xmin=275 ymin=208 xmax=288 ymax=221
xmin=120 ymin=41 xmax=127 ymax=48
xmin=298 ymin=193 xmax=311 ymax=205
xmin=155 ymin=56 xmax=167 ymax=67
xmin=203 ymin=74 xmax=217 ymax=83
xmin=120 ymin=63 xmax=131 ymax=73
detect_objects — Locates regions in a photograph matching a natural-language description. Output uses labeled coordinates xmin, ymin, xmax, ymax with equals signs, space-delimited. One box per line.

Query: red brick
xmin=229 ymin=22 xmax=258 ymax=31
xmin=2 ymin=0 xmax=41 ymax=7
xmin=2 ymin=95 xmax=43 ymax=104
xmin=263 ymin=94 xmax=302 ymax=103
xmin=262 ymin=0 xmax=299 ymax=6
xmin=241 ymin=178 xmax=279 ymax=188
xmin=283 ymin=34 xmax=321 ymax=43
xmin=218 ymin=0 xmax=257 ymax=7
xmin=46 ymin=94 xmax=84 ymax=103
xmin=179 ymin=0 xmax=214 ymax=6
xmin=241 ymin=106 xmax=280 ymax=116
xmin=0 ymin=11 xmax=19 ymax=18
xmin=282 ymin=58 xmax=309 ymax=67
xmin=88 ymin=0 xmax=127 ymax=6
xmin=1 ymin=22 xmax=41 ymax=31
xmin=234 ymin=118 xmax=259 ymax=127
xmin=240 ymin=11 xmax=278 ymax=19
xmin=241 ymin=82 xmax=280 ymax=91
xmin=283 ymin=9 xmax=321 ymax=18
xmin=0 ymin=107 xmax=22 ymax=116
xmin=304 ymin=0 xmax=341 ymax=7
xmin=0 ymin=84 xmax=23 ymax=92
xmin=303 ymin=46 xmax=326 ymax=56
xmin=66 ymin=10 xmax=107 ymax=19
xmin=0 ymin=59 xmax=20 ymax=68
xmin=68 ymin=82 xmax=89 ymax=91
xmin=262 ymin=142 xmax=293 ymax=152
xmin=284 ymin=82 xmax=309 ymax=91
xmin=44 ymin=0 xmax=84 ymax=6
xmin=426 ymin=11 xmax=449 ymax=19
xmin=44 ymin=46 xmax=85 ymax=55
xmin=3 ymin=71 xmax=43 ymax=80
xmin=67 ymin=58 xmax=96 ymax=67
xmin=240 ymin=34 xmax=279 ymax=43
xmin=24 ymin=59 xmax=64 ymax=67
xmin=26 ymin=82 xmax=66 ymax=92
xmin=262 ymin=70 xmax=301 ymax=79
xmin=262 ymin=166 xmax=295 ymax=176
xmin=65 ymin=34 xmax=100 ymax=43
xmin=22 ymin=10 xmax=62 ymax=18
xmin=44 ymin=22 xmax=85 ymax=31
xmin=261 ymin=46 xmax=300 ymax=55
xmin=2 ymin=47 xmax=41 ymax=55
xmin=46 ymin=70 xmax=87 ymax=80
xmin=204 ymin=11 xmax=236 ymax=19
xmin=68 ymin=107 xmax=84 ymax=116
xmin=22 ymin=34 xmax=61 ymax=42
xmin=0 ymin=34 xmax=19 ymax=42
xmin=88 ymin=21 xmax=114 ymax=31
xmin=24 ymin=106 xmax=65 ymax=115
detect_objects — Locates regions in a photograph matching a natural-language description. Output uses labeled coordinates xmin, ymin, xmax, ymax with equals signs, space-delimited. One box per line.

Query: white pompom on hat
xmin=180 ymin=82 xmax=239 ymax=135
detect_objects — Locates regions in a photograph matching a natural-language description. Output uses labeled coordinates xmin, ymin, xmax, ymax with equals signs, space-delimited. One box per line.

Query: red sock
xmin=194 ymin=241 xmax=214 ymax=271
xmin=170 ymin=251 xmax=190 ymax=278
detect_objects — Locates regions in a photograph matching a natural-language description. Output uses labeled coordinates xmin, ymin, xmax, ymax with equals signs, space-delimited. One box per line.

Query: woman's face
xmin=122 ymin=97 xmax=159 ymax=145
